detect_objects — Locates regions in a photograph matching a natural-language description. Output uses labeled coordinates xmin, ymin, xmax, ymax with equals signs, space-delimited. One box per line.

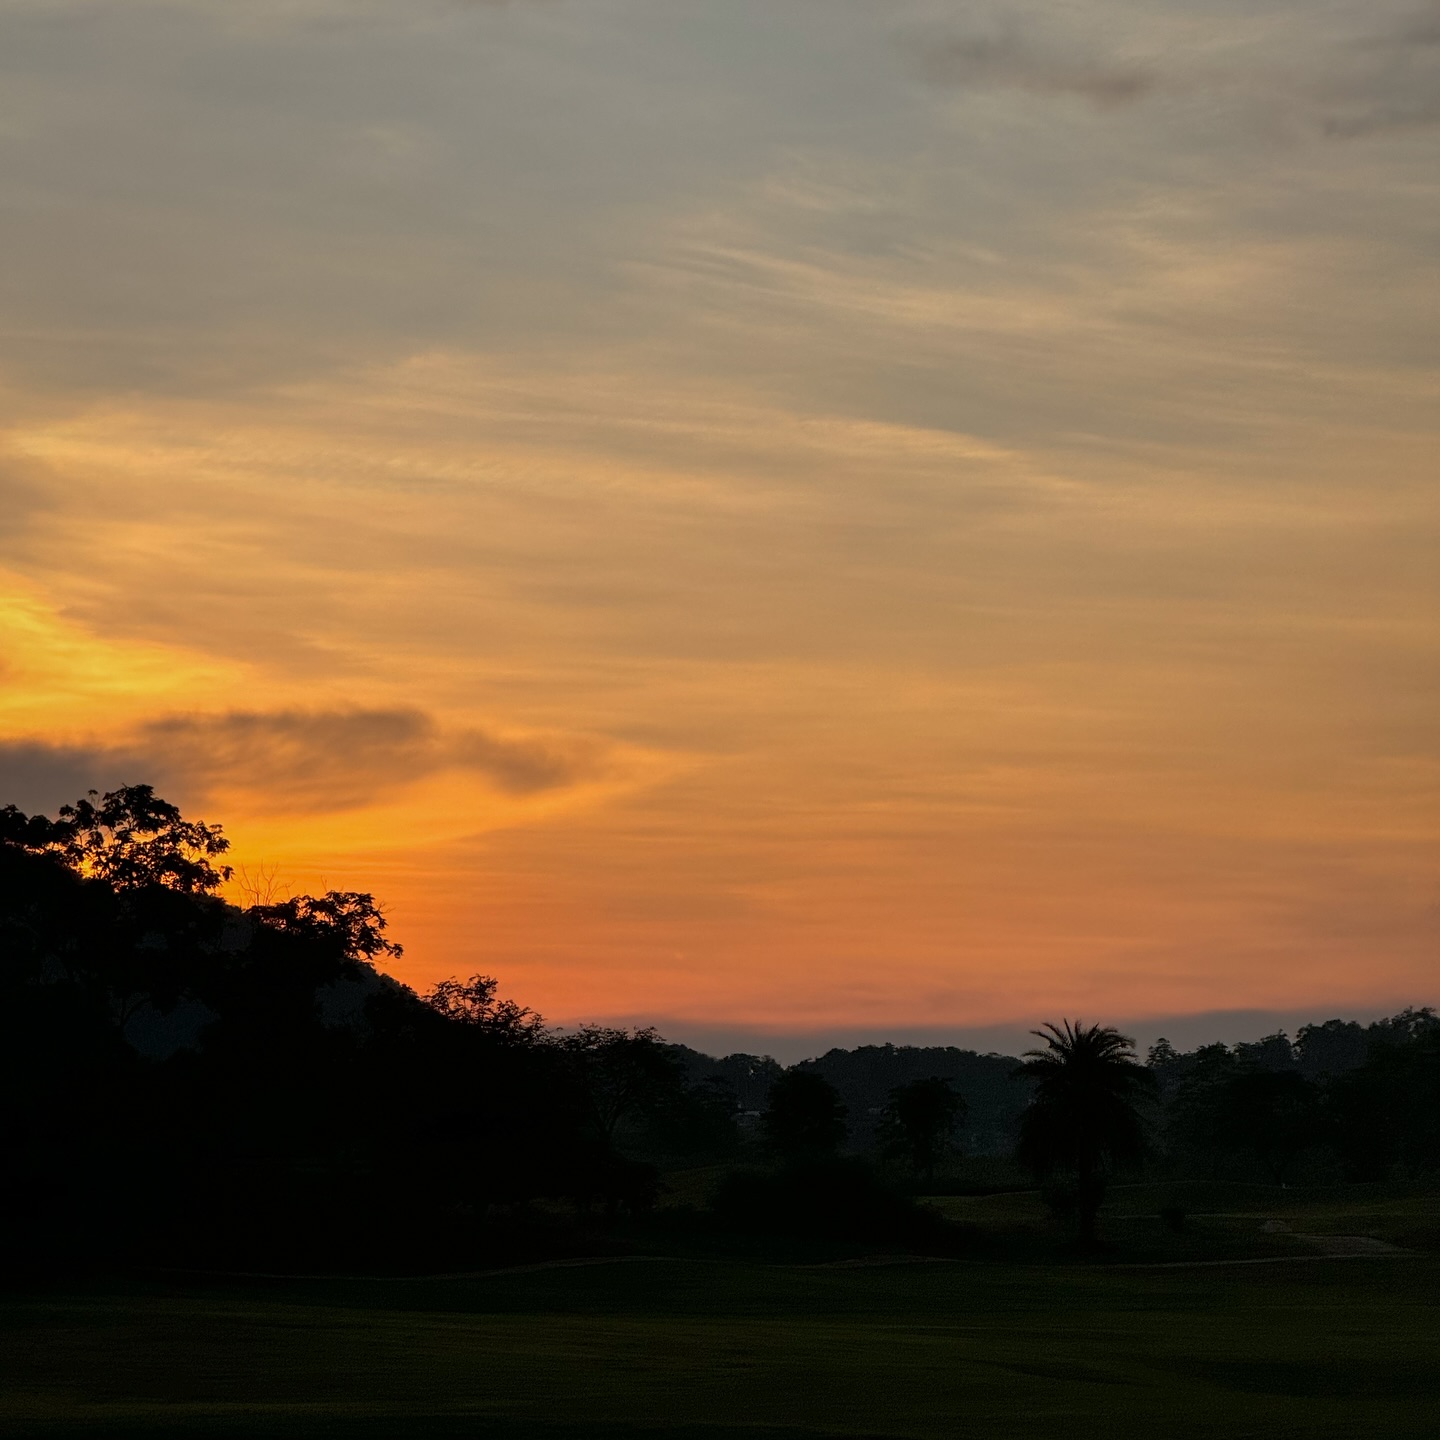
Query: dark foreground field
xmin=5 ymin=1253 xmax=1438 ymax=1439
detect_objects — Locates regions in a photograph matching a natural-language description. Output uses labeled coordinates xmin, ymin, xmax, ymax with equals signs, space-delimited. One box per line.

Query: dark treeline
xmin=3 ymin=787 xmax=1436 ymax=1272
xmin=1145 ymin=1013 xmax=1440 ymax=1186
xmin=665 ymin=1046 xmax=1029 ymax=1157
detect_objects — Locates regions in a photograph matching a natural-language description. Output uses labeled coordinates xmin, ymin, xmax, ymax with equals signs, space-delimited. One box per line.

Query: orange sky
xmin=1 ymin=1 xmax=1436 ymax=1044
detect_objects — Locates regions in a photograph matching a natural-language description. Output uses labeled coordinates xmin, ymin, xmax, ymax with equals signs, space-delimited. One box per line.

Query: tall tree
xmin=1015 ymin=1020 xmax=1155 ymax=1247
xmin=882 ymin=1077 xmax=966 ymax=1185
xmin=1165 ymin=1042 xmax=1241 ymax=1171
xmin=1214 ymin=1069 xmax=1318 ymax=1183
xmin=762 ymin=1070 xmax=848 ymax=1161
xmin=57 ymin=785 xmax=231 ymax=894
xmin=559 ymin=1026 xmax=685 ymax=1143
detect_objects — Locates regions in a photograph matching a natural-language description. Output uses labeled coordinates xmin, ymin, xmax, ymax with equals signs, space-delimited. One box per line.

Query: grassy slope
xmin=3 ymin=1247 xmax=1438 ymax=1440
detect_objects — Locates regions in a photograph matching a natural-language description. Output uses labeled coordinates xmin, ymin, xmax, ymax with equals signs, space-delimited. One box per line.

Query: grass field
xmin=4 ymin=1188 xmax=1437 ymax=1439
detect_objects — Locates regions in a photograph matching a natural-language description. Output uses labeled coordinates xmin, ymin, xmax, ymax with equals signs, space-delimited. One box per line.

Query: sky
xmin=1 ymin=0 xmax=1436 ymax=1052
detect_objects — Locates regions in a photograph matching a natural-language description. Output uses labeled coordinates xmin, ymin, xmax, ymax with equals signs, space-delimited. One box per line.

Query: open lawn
xmin=3 ymin=1236 xmax=1437 ymax=1439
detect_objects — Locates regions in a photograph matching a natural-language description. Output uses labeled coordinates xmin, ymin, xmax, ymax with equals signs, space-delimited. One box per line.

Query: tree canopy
xmin=762 ymin=1070 xmax=848 ymax=1160
xmin=882 ymin=1077 xmax=966 ymax=1183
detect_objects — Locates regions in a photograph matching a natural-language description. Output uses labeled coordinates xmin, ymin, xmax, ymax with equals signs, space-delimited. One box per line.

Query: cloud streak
xmin=1321 ymin=4 xmax=1440 ymax=135
xmin=0 ymin=708 xmax=610 ymax=817
xmin=906 ymin=29 xmax=1154 ymax=109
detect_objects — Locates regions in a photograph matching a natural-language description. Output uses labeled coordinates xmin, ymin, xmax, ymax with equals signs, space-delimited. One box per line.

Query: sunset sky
xmin=1 ymin=0 xmax=1436 ymax=1054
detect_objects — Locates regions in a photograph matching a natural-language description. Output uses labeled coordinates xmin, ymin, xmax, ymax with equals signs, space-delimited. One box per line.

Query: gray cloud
xmin=1394 ymin=2 xmax=1440 ymax=45
xmin=907 ymin=5 xmax=1440 ymax=136
xmin=1322 ymin=95 xmax=1440 ymax=136
xmin=1322 ymin=4 xmax=1440 ymax=135
xmin=0 ymin=740 xmax=132 ymax=816
xmin=906 ymin=29 xmax=1154 ymax=109
xmin=0 ymin=708 xmax=607 ymax=817
xmin=138 ymin=709 xmax=438 ymax=811
xmin=449 ymin=727 xmax=602 ymax=795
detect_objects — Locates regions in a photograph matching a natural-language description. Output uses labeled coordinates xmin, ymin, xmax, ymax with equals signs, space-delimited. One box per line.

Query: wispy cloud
xmin=1390 ymin=1 xmax=1440 ymax=46
xmin=1320 ymin=1 xmax=1440 ymax=135
xmin=0 ymin=708 xmax=610 ymax=817
xmin=0 ymin=740 xmax=107 ymax=816
xmin=904 ymin=26 xmax=1154 ymax=108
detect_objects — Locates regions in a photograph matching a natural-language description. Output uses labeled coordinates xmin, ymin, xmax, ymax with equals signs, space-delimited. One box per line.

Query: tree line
xmin=2 ymin=787 xmax=1434 ymax=1270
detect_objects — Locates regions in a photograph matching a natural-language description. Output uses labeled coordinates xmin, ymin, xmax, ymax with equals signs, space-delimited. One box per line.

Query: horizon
xmin=2 ymin=0 xmax=1437 ymax=1035
xmin=618 ymin=1001 xmax=1436 ymax=1067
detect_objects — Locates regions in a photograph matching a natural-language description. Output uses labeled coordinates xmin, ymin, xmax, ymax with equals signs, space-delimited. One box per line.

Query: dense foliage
xmin=1146 ymin=1012 xmax=1440 ymax=1184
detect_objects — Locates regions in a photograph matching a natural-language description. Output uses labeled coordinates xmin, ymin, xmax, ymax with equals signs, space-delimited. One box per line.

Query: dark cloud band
xmin=0 ymin=708 xmax=606 ymax=817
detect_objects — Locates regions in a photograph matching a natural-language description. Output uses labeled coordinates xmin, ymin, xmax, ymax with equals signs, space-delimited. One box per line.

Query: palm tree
xmin=1015 ymin=1020 xmax=1155 ymax=1248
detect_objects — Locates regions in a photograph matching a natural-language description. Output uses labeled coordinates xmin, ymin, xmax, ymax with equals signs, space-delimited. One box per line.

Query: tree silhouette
xmin=57 ymin=785 xmax=231 ymax=893
xmin=424 ymin=973 xmax=545 ymax=1044
xmin=882 ymin=1077 xmax=965 ymax=1185
xmin=1214 ymin=1068 xmax=1317 ymax=1183
xmin=246 ymin=890 xmax=402 ymax=966
xmin=1159 ymin=1043 xmax=1238 ymax=1169
xmin=1015 ymin=1020 xmax=1155 ymax=1247
xmin=559 ymin=1026 xmax=684 ymax=1143
xmin=762 ymin=1070 xmax=847 ymax=1161
xmin=1 ymin=788 xmax=233 ymax=1035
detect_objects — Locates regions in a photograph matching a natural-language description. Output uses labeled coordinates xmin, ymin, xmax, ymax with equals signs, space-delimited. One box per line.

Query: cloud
xmin=138 ymin=709 xmax=439 ymax=811
xmin=449 ymin=727 xmax=603 ymax=795
xmin=1394 ymin=2 xmax=1440 ymax=46
xmin=0 ymin=739 xmax=128 ymax=815
xmin=906 ymin=28 xmax=1154 ymax=109
xmin=906 ymin=5 xmax=1440 ymax=135
xmin=1322 ymin=5 xmax=1440 ymax=136
xmin=0 ymin=708 xmax=609 ymax=817
xmin=1322 ymin=95 xmax=1440 ymax=137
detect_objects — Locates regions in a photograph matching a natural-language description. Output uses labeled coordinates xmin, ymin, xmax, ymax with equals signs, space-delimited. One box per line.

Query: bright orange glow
xmin=2 ymin=2 xmax=1436 ymax=1042
xmin=3 ymin=356 xmax=1434 ymax=1035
